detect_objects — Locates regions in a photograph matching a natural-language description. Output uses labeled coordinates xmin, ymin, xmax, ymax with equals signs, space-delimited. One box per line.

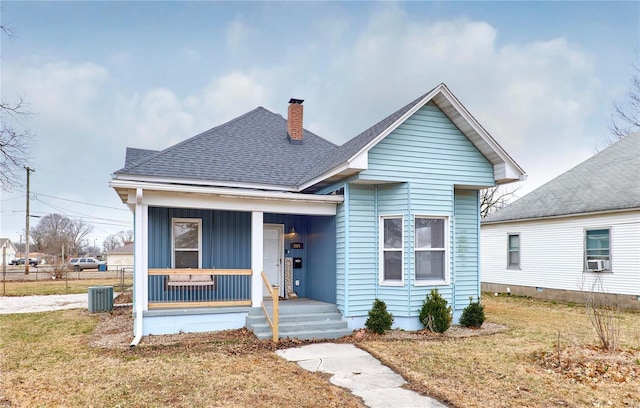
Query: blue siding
xmin=306 ymin=216 xmax=337 ymax=303
xmin=340 ymin=103 xmax=492 ymax=323
xmin=346 ymin=184 xmax=377 ymax=315
xmin=147 ymin=207 xmax=252 ymax=303
xmin=359 ymin=103 xmax=494 ymax=187
xmin=453 ymin=189 xmax=480 ymax=309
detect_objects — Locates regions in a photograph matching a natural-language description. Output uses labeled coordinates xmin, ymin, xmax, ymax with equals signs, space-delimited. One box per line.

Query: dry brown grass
xmin=2 ymin=295 xmax=639 ymax=407
xmin=0 ymin=306 xmax=364 ymax=407
xmin=1 ymin=278 xmax=132 ymax=296
xmin=359 ymin=296 xmax=640 ymax=407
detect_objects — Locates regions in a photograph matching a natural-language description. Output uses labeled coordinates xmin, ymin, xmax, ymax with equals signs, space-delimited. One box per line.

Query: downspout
xmin=451 ymin=187 xmax=457 ymax=317
xmin=407 ymin=183 xmax=411 ymax=317
xmin=374 ymin=185 xmax=378 ymax=299
xmin=344 ymin=183 xmax=350 ymax=317
xmin=131 ymin=188 xmax=144 ymax=347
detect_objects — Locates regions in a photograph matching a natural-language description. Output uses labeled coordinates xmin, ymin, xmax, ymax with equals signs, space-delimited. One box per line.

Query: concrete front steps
xmin=246 ymin=299 xmax=353 ymax=340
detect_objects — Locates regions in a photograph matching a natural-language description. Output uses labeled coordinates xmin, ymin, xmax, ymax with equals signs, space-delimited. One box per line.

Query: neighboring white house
xmin=0 ymin=238 xmax=18 ymax=266
xmin=481 ymin=133 xmax=640 ymax=309
xmin=106 ymin=242 xmax=134 ymax=269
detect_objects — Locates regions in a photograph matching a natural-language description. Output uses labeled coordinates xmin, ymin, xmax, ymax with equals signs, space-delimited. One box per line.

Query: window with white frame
xmin=507 ymin=233 xmax=520 ymax=269
xmin=172 ymin=218 xmax=202 ymax=268
xmin=414 ymin=216 xmax=447 ymax=282
xmin=584 ymin=228 xmax=611 ymax=271
xmin=381 ymin=216 xmax=403 ymax=284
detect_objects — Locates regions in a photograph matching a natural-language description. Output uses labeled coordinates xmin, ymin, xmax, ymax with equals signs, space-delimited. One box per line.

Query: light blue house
xmin=111 ymin=83 xmax=525 ymax=342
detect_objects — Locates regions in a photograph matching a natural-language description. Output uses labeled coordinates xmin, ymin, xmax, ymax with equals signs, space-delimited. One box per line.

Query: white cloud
xmin=7 ymin=61 xmax=109 ymax=130
xmin=226 ymin=20 xmax=247 ymax=49
xmin=199 ymin=72 xmax=268 ymax=123
xmin=313 ymin=7 xmax=601 ymax=193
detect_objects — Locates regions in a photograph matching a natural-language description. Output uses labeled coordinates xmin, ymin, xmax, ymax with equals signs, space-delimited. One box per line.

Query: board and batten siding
xmin=337 ymin=102 xmax=493 ymax=323
xmin=481 ymin=211 xmax=640 ymax=297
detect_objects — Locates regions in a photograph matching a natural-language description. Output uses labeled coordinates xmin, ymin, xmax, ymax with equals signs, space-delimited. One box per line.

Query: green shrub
xmin=365 ymin=298 xmax=394 ymax=334
xmin=419 ymin=289 xmax=452 ymax=333
xmin=459 ymin=297 xmax=485 ymax=328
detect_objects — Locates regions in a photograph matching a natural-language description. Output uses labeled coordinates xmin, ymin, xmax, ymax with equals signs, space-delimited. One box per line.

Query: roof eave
xmin=109 ymin=179 xmax=345 ymax=205
xmin=482 ymin=206 xmax=640 ymax=225
xmin=112 ymin=173 xmax=299 ymax=194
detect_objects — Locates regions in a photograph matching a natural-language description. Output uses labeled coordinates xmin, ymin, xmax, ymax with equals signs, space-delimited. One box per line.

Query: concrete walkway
xmin=276 ymin=343 xmax=447 ymax=408
xmin=0 ymin=293 xmax=89 ymax=314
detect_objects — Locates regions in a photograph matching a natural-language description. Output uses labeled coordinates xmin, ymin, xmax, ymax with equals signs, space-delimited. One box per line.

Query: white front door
xmin=263 ymin=224 xmax=284 ymax=298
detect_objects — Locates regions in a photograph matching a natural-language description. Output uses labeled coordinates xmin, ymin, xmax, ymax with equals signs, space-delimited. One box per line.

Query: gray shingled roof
xmin=299 ymin=90 xmax=430 ymax=185
xmin=115 ymin=107 xmax=337 ymax=189
xmin=123 ymin=148 xmax=158 ymax=169
xmin=483 ymin=132 xmax=640 ymax=223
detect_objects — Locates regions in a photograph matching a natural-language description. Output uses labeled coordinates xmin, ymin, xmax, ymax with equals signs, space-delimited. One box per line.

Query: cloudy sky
xmin=1 ymin=1 xmax=638 ymax=248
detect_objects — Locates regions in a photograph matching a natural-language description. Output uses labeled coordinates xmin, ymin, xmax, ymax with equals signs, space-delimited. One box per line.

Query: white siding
xmin=481 ymin=211 xmax=640 ymax=296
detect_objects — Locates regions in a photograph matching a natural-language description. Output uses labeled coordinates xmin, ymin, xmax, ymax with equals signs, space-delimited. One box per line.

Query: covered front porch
xmin=112 ymin=181 xmax=344 ymax=338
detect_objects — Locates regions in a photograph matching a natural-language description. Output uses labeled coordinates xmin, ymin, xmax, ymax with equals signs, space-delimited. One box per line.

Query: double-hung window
xmin=172 ymin=218 xmax=202 ymax=269
xmin=507 ymin=234 xmax=520 ymax=269
xmin=414 ymin=216 xmax=447 ymax=283
xmin=584 ymin=228 xmax=611 ymax=271
xmin=381 ymin=216 xmax=403 ymax=284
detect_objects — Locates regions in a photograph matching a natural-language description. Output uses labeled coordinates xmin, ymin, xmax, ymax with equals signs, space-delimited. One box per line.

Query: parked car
xmin=10 ymin=258 xmax=39 ymax=267
xmin=68 ymin=257 xmax=106 ymax=271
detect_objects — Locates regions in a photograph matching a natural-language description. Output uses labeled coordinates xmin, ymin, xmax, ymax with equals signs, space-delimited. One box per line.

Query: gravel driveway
xmin=0 ymin=293 xmax=89 ymax=314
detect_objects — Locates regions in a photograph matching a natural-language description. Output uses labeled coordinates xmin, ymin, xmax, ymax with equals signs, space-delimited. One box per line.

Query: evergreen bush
xmin=365 ymin=298 xmax=394 ymax=334
xmin=459 ymin=297 xmax=486 ymax=328
xmin=419 ymin=289 xmax=452 ymax=333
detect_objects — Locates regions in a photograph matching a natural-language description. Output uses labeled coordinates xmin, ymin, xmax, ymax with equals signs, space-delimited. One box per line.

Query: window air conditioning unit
xmin=587 ymin=259 xmax=605 ymax=272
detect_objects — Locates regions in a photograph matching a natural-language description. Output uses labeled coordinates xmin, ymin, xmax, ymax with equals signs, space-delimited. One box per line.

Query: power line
xmin=30 ymin=197 xmax=132 ymax=227
xmin=32 ymin=191 xmax=129 ymax=211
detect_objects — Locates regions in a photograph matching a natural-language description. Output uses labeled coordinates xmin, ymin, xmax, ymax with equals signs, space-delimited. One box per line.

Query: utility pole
xmin=24 ymin=166 xmax=35 ymax=275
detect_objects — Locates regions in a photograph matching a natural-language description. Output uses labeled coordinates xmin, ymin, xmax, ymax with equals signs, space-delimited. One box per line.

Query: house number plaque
xmin=290 ymin=242 xmax=304 ymax=249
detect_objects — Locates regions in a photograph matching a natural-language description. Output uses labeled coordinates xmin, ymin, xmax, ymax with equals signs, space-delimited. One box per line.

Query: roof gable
xmin=298 ymin=83 xmax=525 ymax=190
xmin=484 ymin=132 xmax=640 ymax=223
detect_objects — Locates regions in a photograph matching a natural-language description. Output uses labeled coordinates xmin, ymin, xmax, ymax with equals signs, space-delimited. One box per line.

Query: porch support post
xmin=251 ymin=211 xmax=264 ymax=307
xmin=133 ymin=188 xmax=149 ymax=335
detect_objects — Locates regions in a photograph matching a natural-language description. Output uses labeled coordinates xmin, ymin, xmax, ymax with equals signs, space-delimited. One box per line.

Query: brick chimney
xmin=287 ymin=98 xmax=304 ymax=144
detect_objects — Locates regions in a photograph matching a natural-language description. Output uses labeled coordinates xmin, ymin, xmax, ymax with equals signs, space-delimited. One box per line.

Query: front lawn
xmin=1 ymin=295 xmax=638 ymax=407
xmin=360 ymin=296 xmax=640 ymax=407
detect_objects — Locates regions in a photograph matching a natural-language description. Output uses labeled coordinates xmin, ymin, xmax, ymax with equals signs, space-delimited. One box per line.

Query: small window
xmin=415 ymin=217 xmax=447 ymax=282
xmin=507 ymin=234 xmax=520 ymax=269
xmin=584 ymin=228 xmax=610 ymax=271
xmin=380 ymin=216 xmax=403 ymax=284
xmin=173 ymin=218 xmax=202 ymax=269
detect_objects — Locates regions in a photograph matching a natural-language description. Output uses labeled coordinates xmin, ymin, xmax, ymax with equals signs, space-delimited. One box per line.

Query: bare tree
xmin=611 ymin=62 xmax=640 ymax=139
xmin=116 ymin=229 xmax=134 ymax=244
xmin=0 ymin=25 xmax=32 ymax=191
xmin=103 ymin=229 xmax=134 ymax=252
xmin=102 ymin=234 xmax=121 ymax=252
xmin=30 ymin=214 xmax=93 ymax=256
xmin=480 ymin=184 xmax=522 ymax=218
